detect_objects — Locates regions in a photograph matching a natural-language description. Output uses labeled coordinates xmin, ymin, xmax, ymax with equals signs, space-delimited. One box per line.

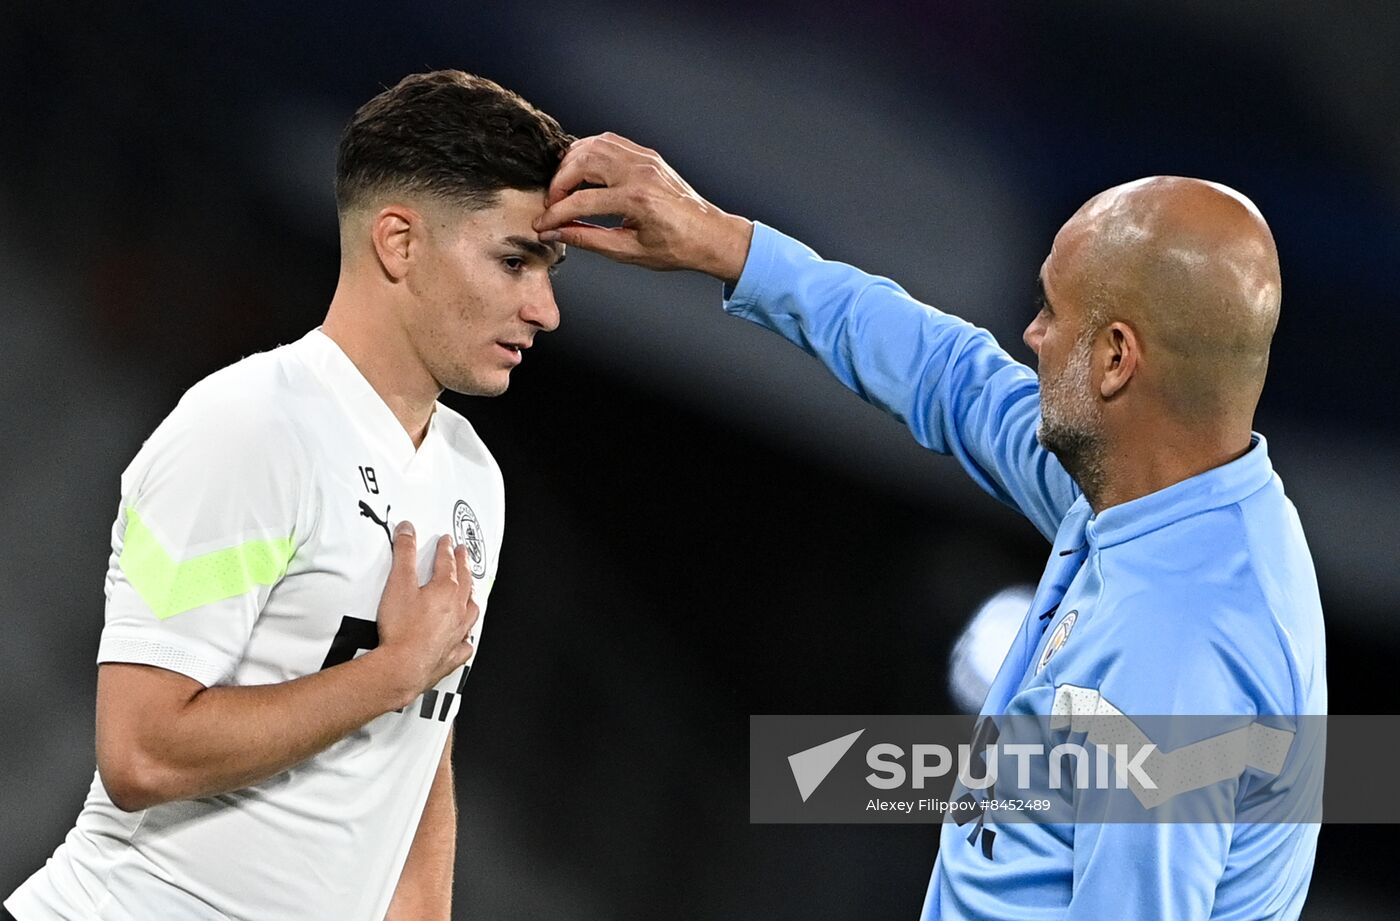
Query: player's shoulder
xmin=142 ymin=340 xmax=316 ymax=465
xmin=183 ymin=338 xmax=309 ymax=409
xmin=431 ymin=401 xmax=504 ymax=485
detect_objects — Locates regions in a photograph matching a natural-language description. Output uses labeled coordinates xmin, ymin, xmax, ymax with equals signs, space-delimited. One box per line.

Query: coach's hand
xmin=375 ymin=522 xmax=479 ymax=703
xmin=533 ymin=133 xmax=754 ymax=284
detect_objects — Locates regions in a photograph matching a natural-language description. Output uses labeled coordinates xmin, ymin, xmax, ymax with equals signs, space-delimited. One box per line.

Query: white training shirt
xmin=6 ymin=329 xmax=502 ymax=921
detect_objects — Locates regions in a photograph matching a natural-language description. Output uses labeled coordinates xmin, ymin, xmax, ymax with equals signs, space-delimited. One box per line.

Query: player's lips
xmin=496 ymin=340 xmax=530 ymax=366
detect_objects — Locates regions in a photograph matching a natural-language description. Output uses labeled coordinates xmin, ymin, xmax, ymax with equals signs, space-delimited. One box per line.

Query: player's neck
xmin=322 ymin=283 xmax=440 ymax=450
xmin=1093 ymin=422 xmax=1253 ymax=513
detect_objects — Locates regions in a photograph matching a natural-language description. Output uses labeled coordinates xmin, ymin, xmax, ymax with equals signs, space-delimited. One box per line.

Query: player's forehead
xmin=452 ymin=189 xmax=564 ymax=263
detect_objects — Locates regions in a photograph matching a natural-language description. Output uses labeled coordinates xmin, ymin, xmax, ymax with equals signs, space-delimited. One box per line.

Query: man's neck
xmin=321 ymin=279 xmax=440 ymax=449
xmin=1089 ymin=424 xmax=1253 ymax=514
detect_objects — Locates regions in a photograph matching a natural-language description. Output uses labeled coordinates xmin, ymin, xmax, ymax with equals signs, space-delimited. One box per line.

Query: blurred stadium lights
xmin=948 ymin=585 xmax=1036 ymax=714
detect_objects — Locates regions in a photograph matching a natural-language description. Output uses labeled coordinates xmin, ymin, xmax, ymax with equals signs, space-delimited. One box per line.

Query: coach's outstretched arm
xmin=536 ymin=134 xmax=1079 ymax=538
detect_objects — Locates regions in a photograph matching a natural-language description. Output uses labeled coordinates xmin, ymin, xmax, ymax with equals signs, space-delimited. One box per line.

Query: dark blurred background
xmin=2 ymin=2 xmax=1396 ymax=918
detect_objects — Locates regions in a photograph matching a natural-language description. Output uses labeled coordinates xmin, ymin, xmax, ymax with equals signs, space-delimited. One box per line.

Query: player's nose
xmin=521 ymin=280 xmax=560 ymax=333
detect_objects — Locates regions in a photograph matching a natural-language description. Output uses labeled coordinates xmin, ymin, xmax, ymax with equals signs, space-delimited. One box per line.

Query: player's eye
xmin=502 ymin=256 xmax=526 ymax=274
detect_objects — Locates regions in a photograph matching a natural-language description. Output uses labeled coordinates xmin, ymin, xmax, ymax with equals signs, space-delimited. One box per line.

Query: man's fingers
xmin=594 ymin=131 xmax=654 ymax=157
xmin=454 ymin=543 xmax=474 ymax=595
xmin=388 ymin=521 xmax=417 ymax=588
xmin=433 ymin=534 xmax=456 ymax=584
xmin=539 ymin=222 xmax=644 ymax=261
xmin=545 ymin=133 xmax=658 ymax=206
xmin=535 ymin=187 xmax=635 ymax=232
xmin=546 ymin=143 xmax=624 ymax=207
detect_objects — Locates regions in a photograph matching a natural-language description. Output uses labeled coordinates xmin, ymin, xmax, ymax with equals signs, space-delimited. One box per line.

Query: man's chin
xmin=476 ymin=376 xmax=511 ymax=398
xmin=1038 ymin=419 xmax=1090 ymax=468
xmin=1037 ymin=419 xmax=1107 ymax=496
xmin=1036 ymin=422 xmax=1063 ymax=455
xmin=444 ymin=371 xmax=511 ymax=398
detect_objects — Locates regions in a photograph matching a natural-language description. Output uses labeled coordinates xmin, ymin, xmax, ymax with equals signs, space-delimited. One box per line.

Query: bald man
xmin=534 ymin=137 xmax=1325 ymax=921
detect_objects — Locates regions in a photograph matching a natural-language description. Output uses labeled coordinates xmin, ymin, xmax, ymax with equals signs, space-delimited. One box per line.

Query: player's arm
xmin=386 ymin=728 xmax=457 ymax=921
xmin=534 ymin=134 xmax=1078 ymax=539
xmin=97 ymin=529 xmax=476 ymax=811
xmin=94 ymin=393 xmax=477 ymax=811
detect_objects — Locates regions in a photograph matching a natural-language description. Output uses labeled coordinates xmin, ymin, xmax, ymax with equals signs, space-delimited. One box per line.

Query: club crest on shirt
xmin=452 ymin=500 xmax=487 ymax=580
xmin=1036 ymin=609 xmax=1078 ymax=674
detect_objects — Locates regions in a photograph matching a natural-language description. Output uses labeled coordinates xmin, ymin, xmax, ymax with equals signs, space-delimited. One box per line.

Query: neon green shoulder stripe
xmin=120 ymin=507 xmax=295 ymax=621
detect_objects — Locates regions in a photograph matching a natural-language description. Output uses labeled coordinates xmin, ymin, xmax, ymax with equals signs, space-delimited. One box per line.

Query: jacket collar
xmin=1085 ymin=433 xmax=1273 ymax=550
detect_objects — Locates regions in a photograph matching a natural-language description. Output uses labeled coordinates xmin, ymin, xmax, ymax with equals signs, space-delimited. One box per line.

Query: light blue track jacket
xmin=723 ymin=223 xmax=1327 ymax=921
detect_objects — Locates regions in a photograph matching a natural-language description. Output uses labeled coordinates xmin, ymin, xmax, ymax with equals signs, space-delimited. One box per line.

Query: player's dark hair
xmin=335 ymin=70 xmax=572 ymax=214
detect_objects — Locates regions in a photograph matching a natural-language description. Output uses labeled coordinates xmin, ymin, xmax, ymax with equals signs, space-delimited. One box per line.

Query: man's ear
xmin=370 ymin=205 xmax=421 ymax=281
xmin=1099 ymin=321 xmax=1139 ymax=399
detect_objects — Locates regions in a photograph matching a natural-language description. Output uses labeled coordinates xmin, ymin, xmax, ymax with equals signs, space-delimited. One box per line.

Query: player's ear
xmin=1099 ymin=321 xmax=1138 ymax=400
xmin=370 ymin=205 xmax=420 ymax=281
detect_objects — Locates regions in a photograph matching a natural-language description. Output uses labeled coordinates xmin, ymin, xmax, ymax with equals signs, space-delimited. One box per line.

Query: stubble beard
xmin=1037 ymin=331 xmax=1107 ymax=504
xmin=441 ymin=363 xmax=509 ymax=398
xmin=419 ymin=306 xmax=512 ymax=399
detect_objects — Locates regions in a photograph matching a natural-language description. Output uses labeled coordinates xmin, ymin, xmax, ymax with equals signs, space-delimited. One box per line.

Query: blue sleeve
xmin=1047 ymin=581 xmax=1302 ymax=920
xmin=723 ymin=222 xmax=1079 ymax=541
xmin=1055 ymin=630 xmax=1240 ymax=921
xmin=1066 ymin=822 xmax=1229 ymax=921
